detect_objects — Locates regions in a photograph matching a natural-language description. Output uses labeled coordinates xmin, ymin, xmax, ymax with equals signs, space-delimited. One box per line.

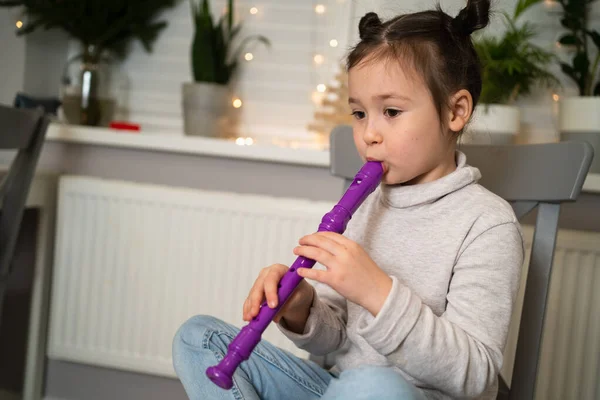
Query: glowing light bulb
xmin=317 ymin=84 xmax=327 ymax=93
xmin=313 ymin=54 xmax=324 ymax=64
xmin=16 ymin=20 xmax=23 ymax=29
xmin=245 ymin=137 xmax=254 ymax=145
xmin=312 ymin=91 xmax=325 ymax=105
xmin=553 ymin=94 xmax=560 ymax=102
xmin=233 ymin=98 xmax=243 ymax=108
xmin=250 ymin=7 xmax=258 ymax=15
xmin=329 ymin=39 xmax=338 ymax=48
xmin=245 ymin=52 xmax=254 ymax=61
xmin=236 ymin=137 xmax=246 ymax=145
xmin=315 ymin=4 xmax=326 ymax=14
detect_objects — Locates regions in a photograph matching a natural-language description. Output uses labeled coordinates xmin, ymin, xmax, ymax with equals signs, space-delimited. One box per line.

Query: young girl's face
xmin=348 ymin=58 xmax=458 ymax=186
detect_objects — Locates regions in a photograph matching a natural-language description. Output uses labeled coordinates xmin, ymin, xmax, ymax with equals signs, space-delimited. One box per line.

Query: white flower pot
xmin=464 ymin=104 xmax=520 ymax=145
xmin=559 ymin=96 xmax=600 ymax=173
xmin=182 ymin=82 xmax=230 ymax=137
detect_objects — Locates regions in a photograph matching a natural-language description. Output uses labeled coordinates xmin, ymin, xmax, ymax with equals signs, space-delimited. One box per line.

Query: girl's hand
xmin=293 ymin=232 xmax=392 ymax=316
xmin=243 ymin=263 xmax=314 ymax=326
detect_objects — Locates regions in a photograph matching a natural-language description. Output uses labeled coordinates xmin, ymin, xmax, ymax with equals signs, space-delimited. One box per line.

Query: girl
xmin=172 ymin=0 xmax=524 ymax=398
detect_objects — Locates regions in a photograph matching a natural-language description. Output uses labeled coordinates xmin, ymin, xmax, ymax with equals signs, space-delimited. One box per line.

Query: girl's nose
xmin=363 ymin=128 xmax=383 ymax=145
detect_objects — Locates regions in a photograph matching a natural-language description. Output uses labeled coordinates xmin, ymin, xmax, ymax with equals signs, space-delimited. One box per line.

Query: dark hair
xmin=347 ymin=0 xmax=491 ymax=132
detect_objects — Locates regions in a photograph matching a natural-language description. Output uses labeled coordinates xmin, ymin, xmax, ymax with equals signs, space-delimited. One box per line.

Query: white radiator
xmin=532 ymin=228 xmax=600 ymax=400
xmin=47 ymin=176 xmax=333 ymax=377
xmin=500 ymin=226 xmax=600 ymax=400
xmin=47 ymin=176 xmax=600 ymax=399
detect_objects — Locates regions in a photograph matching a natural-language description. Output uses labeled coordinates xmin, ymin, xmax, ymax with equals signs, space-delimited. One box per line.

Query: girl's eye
xmin=384 ymin=109 xmax=402 ymax=118
xmin=351 ymin=111 xmax=366 ymax=120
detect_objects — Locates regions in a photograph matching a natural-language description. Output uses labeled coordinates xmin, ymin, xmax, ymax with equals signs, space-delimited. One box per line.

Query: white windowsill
xmin=46 ymin=123 xmax=331 ymax=167
xmin=45 ymin=123 xmax=600 ymax=193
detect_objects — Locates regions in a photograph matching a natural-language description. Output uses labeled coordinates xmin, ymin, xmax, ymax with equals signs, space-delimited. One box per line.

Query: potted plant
xmin=0 ymin=0 xmax=178 ymax=127
xmin=469 ymin=0 xmax=559 ymax=144
xmin=183 ymin=0 xmax=269 ymax=137
xmin=554 ymin=0 xmax=600 ymax=172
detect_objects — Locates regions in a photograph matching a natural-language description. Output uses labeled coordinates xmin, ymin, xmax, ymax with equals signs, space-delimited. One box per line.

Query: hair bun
xmin=358 ymin=12 xmax=383 ymax=40
xmin=452 ymin=0 xmax=490 ymax=36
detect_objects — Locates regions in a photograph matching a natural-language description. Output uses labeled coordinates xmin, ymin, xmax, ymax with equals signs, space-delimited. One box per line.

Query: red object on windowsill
xmin=109 ymin=121 xmax=141 ymax=132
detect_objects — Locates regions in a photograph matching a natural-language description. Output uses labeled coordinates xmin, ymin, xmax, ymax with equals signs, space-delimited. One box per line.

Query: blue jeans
xmin=172 ymin=315 xmax=427 ymax=400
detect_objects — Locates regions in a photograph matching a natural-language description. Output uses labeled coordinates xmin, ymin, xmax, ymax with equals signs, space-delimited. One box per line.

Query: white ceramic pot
xmin=464 ymin=104 xmax=520 ymax=145
xmin=182 ymin=82 xmax=230 ymax=137
xmin=559 ymin=96 xmax=600 ymax=173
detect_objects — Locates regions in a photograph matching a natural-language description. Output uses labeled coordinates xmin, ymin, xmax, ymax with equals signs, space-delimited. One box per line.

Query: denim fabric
xmin=172 ymin=315 xmax=427 ymax=400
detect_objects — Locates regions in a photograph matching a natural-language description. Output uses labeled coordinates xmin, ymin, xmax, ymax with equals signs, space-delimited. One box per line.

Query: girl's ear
xmin=447 ymin=89 xmax=473 ymax=133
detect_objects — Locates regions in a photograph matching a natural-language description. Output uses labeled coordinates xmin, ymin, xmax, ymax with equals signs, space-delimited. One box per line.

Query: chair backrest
xmin=0 ymin=104 xmax=49 ymax=319
xmin=328 ymin=125 xmax=594 ymax=400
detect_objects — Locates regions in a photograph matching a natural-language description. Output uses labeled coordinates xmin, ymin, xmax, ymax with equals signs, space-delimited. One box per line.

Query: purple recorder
xmin=206 ymin=161 xmax=384 ymax=390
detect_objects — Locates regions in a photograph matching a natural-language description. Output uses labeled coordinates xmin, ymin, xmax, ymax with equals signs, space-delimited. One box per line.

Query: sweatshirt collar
xmin=379 ymin=151 xmax=481 ymax=209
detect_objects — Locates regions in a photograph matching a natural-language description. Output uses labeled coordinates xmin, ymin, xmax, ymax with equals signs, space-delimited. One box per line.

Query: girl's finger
xmin=264 ymin=271 xmax=280 ymax=308
xmin=314 ymin=231 xmax=352 ymax=247
xmin=299 ymin=233 xmax=345 ymax=256
xmin=297 ymin=267 xmax=328 ymax=284
xmin=293 ymin=245 xmax=334 ymax=266
xmin=249 ymin=284 xmax=265 ymax=316
xmin=243 ymin=298 xmax=249 ymax=320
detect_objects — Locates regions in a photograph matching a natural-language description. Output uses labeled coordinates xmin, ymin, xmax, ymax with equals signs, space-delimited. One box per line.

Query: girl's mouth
xmin=366 ymin=158 xmax=387 ymax=173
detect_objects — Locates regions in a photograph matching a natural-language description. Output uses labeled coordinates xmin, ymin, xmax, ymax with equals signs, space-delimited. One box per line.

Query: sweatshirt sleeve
xmin=276 ymin=276 xmax=348 ymax=356
xmin=355 ymin=222 xmax=524 ymax=399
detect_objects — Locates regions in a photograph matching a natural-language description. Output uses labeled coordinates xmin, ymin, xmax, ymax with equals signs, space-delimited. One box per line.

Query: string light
xmin=312 ymin=91 xmax=325 ymax=105
xmin=317 ymin=84 xmax=327 ymax=93
xmin=313 ymin=54 xmax=324 ymax=64
xmin=315 ymin=4 xmax=326 ymax=14
xmin=245 ymin=52 xmax=254 ymax=61
xmin=250 ymin=7 xmax=258 ymax=15
xmin=233 ymin=98 xmax=243 ymax=108
xmin=15 ymin=20 xmax=23 ymax=29
xmin=329 ymin=39 xmax=338 ymax=48
xmin=235 ymin=137 xmax=254 ymax=146
xmin=553 ymin=94 xmax=560 ymax=101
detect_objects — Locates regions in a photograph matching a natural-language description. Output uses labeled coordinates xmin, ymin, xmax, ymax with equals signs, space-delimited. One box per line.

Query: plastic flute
xmin=206 ymin=161 xmax=384 ymax=390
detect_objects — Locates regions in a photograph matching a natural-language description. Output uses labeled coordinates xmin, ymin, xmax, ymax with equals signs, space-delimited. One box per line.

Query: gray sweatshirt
xmin=277 ymin=151 xmax=525 ymax=399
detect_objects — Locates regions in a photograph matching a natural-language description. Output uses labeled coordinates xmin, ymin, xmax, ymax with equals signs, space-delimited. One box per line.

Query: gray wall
xmin=0 ymin=10 xmax=68 ymax=106
xmin=0 ymin=9 xmax=26 ymax=105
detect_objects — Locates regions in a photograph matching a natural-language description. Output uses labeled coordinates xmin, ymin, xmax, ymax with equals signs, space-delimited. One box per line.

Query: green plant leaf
xmin=213 ymin=17 xmax=229 ymax=84
xmin=2 ymin=0 xmax=178 ymax=57
xmin=513 ymin=0 xmax=543 ymax=20
xmin=560 ymin=62 xmax=576 ymax=77
xmin=585 ymin=29 xmax=600 ymax=49
xmin=186 ymin=0 xmax=270 ymax=84
xmin=191 ymin=14 xmax=217 ymax=83
xmin=573 ymin=51 xmax=589 ymax=72
xmin=559 ymin=34 xmax=579 ymax=45
xmin=227 ymin=0 xmax=233 ymax=34
xmin=474 ymin=19 xmax=559 ymax=104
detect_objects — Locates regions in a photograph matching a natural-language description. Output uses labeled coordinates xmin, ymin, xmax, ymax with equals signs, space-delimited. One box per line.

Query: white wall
xmin=96 ymin=0 xmax=355 ymax=142
xmin=51 ymin=0 xmax=595 ymax=144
